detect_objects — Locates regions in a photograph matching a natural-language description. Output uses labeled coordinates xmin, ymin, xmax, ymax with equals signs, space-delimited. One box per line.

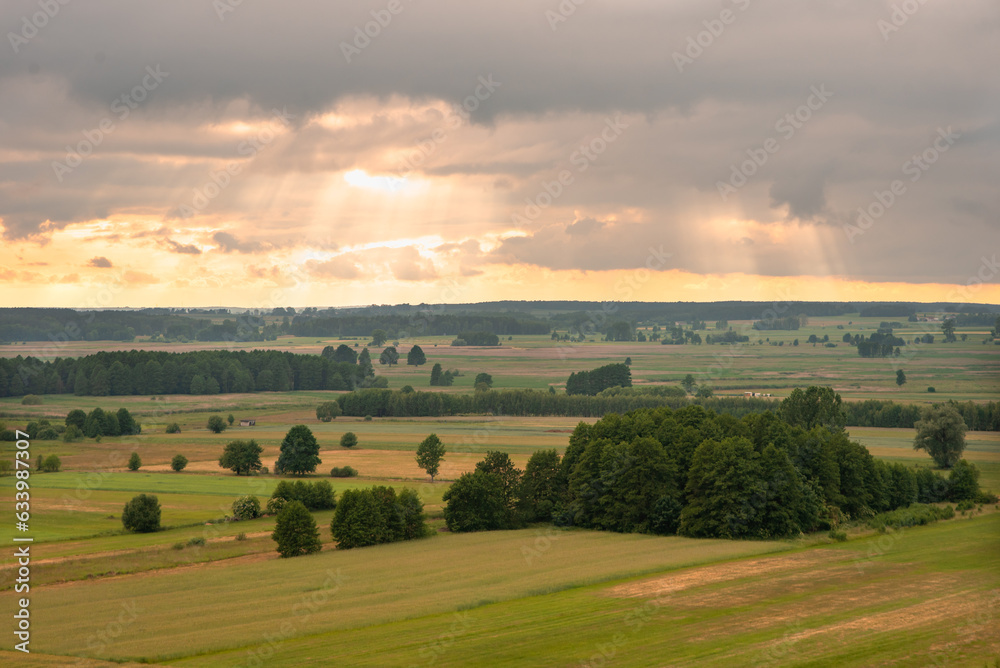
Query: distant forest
xmin=1 ymin=301 xmax=996 ymax=343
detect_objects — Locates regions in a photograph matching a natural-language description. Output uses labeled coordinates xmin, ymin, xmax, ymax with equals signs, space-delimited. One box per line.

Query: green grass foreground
xmin=1 ymin=514 xmax=994 ymax=666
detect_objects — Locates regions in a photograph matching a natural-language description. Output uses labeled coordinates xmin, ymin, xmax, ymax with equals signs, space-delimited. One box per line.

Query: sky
xmin=1 ymin=0 xmax=998 ymax=308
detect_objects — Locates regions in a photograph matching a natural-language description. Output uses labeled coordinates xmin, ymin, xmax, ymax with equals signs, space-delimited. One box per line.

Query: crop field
xmin=0 ymin=311 xmax=998 ymax=666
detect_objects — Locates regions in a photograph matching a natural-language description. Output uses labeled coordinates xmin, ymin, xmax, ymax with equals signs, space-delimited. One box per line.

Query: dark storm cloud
xmin=0 ymin=0 xmax=996 ymax=284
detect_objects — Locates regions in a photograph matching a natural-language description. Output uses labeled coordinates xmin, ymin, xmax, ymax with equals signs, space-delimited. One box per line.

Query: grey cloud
xmin=212 ymin=231 xmax=264 ymax=254
xmin=87 ymin=256 xmax=112 ymax=268
xmin=164 ymin=239 xmax=202 ymax=255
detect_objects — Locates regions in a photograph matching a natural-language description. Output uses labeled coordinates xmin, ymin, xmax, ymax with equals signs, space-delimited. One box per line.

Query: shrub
xmin=21 ymin=394 xmax=43 ymax=405
xmin=187 ymin=537 xmax=206 ymax=547
xmin=828 ymin=530 xmax=848 ymax=542
xmin=866 ymin=503 xmax=954 ymax=531
xmin=122 ymin=494 xmax=161 ymax=533
xmin=41 ymin=454 xmax=61 ymax=472
xmin=207 ymin=415 xmax=227 ymax=433
xmin=331 ymin=466 xmax=359 ymax=478
xmin=37 ymin=427 xmax=59 ymax=440
xmin=165 ymin=422 xmax=181 ymax=434
xmin=956 ymin=499 xmax=975 ymax=512
xmin=127 ymin=452 xmax=142 ymax=471
xmin=265 ymin=496 xmax=287 ymax=515
xmin=340 ymin=432 xmax=358 ymax=449
xmin=271 ymin=500 xmax=322 ymax=558
xmin=270 ymin=480 xmax=336 ymax=511
xmin=236 ymin=532 xmax=247 ymax=541
xmin=232 ymin=495 xmax=262 ymax=520
xmin=172 ymin=542 xmax=185 ymax=550
xmin=171 ymin=454 xmax=188 ymax=472
xmin=364 ymin=415 xmax=373 ymax=422
xmin=927 ymin=387 xmax=936 ymax=393
xmin=62 ymin=425 xmax=84 ymax=442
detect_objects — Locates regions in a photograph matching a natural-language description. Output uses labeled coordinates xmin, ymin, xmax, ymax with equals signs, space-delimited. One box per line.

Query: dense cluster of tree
xmin=443 ymin=402 xmax=991 ymax=540
xmin=0 ymin=349 xmax=374 ymax=397
xmin=61 ymin=407 xmax=141 ymax=439
xmin=331 ymin=486 xmax=427 ymax=549
xmin=565 ymin=363 xmax=631 ymax=396
xmin=451 ymin=331 xmax=501 ymax=346
xmin=752 ymin=316 xmax=801 ymax=330
xmin=855 ymin=331 xmax=905 ymax=357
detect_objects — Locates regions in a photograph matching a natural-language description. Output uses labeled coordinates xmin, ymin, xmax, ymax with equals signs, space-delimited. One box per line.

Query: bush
xmin=956 ymin=499 xmax=975 ymax=512
xmin=866 ymin=503 xmax=954 ymax=531
xmin=364 ymin=415 xmax=373 ymax=422
xmin=232 ymin=495 xmax=262 ymax=520
xmin=331 ymin=466 xmax=359 ymax=478
xmin=41 ymin=454 xmax=61 ymax=472
xmin=207 ymin=415 xmax=227 ymax=433
xmin=265 ymin=496 xmax=287 ymax=515
xmin=927 ymin=387 xmax=936 ymax=393
xmin=166 ymin=422 xmax=181 ymax=434
xmin=270 ymin=479 xmax=337 ymax=510
xmin=171 ymin=454 xmax=188 ymax=472
xmin=21 ymin=394 xmax=43 ymax=405
xmin=127 ymin=452 xmax=142 ymax=471
xmin=62 ymin=425 xmax=83 ymax=442
xmin=236 ymin=532 xmax=247 ymax=541
xmin=187 ymin=537 xmax=206 ymax=547
xmin=122 ymin=494 xmax=161 ymax=533
xmin=271 ymin=501 xmax=322 ymax=558
xmin=340 ymin=432 xmax=358 ymax=449
xmin=828 ymin=530 xmax=848 ymax=542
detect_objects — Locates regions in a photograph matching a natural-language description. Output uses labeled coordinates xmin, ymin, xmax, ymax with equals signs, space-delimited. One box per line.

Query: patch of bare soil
xmin=604 ymin=550 xmax=844 ymax=599
xmin=775 ymin=591 xmax=989 ymax=644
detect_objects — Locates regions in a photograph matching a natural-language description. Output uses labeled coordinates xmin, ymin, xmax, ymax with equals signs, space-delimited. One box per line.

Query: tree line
xmin=330 ymin=387 xmax=1000 ymax=431
xmin=290 ymin=313 xmax=549 ymax=338
xmin=0 ymin=308 xmax=280 ymax=343
xmin=0 ymin=349 xmax=375 ymax=397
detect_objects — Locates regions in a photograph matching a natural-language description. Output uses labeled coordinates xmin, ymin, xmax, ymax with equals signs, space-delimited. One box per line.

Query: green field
xmin=0 ymin=311 xmax=998 ymax=666
xmin=2 ymin=313 xmax=997 ymax=403
xmin=1 ymin=515 xmax=997 ymax=666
